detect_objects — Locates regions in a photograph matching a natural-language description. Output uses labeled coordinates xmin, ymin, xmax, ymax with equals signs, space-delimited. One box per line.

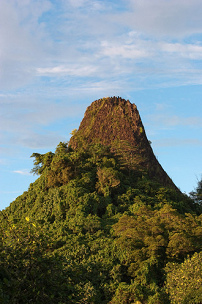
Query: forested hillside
xmin=0 ymin=97 xmax=201 ymax=304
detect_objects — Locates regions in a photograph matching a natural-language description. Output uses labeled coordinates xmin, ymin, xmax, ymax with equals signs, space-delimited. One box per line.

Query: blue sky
xmin=1 ymin=0 xmax=202 ymax=210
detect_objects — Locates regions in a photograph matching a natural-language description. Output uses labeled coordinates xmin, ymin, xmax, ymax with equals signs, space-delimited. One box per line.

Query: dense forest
xmin=0 ymin=97 xmax=202 ymax=304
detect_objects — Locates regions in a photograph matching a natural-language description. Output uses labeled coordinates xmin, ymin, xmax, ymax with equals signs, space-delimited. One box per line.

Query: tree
xmin=165 ymin=252 xmax=202 ymax=304
xmin=190 ymin=176 xmax=202 ymax=206
xmin=96 ymin=167 xmax=120 ymax=196
xmin=0 ymin=219 xmax=72 ymax=304
xmin=30 ymin=152 xmax=54 ymax=175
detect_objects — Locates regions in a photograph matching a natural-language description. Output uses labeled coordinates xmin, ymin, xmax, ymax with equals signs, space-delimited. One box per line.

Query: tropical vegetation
xmin=0 ymin=139 xmax=201 ymax=303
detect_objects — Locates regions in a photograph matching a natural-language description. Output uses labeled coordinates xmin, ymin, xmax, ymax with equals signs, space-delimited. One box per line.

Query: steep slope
xmin=70 ymin=96 xmax=178 ymax=190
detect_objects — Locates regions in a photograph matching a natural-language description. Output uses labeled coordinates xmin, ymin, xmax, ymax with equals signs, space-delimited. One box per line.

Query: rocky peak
xmin=69 ymin=96 xmax=179 ymax=190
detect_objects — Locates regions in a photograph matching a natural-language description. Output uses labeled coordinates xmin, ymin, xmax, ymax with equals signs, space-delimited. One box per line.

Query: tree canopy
xmin=0 ymin=141 xmax=201 ymax=303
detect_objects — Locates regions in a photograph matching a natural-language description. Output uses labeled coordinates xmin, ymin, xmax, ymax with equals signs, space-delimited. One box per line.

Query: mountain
xmin=0 ymin=97 xmax=201 ymax=304
xmin=70 ymin=96 xmax=178 ymax=190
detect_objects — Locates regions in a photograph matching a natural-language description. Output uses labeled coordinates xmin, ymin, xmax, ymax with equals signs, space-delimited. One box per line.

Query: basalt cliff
xmin=70 ymin=96 xmax=178 ymax=190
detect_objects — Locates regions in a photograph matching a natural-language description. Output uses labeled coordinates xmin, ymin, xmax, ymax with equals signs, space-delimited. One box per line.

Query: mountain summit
xmin=69 ymin=96 xmax=178 ymax=190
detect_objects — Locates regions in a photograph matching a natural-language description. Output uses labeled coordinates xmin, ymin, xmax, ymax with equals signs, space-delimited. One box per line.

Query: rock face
xmin=69 ymin=96 xmax=178 ymax=190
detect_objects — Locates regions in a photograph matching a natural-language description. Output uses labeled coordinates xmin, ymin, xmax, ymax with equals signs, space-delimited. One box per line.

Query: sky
xmin=1 ymin=0 xmax=202 ymax=210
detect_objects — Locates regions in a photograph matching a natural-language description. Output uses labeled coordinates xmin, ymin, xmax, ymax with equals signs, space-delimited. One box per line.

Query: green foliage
xmin=0 ymin=219 xmax=72 ymax=304
xmin=30 ymin=151 xmax=54 ymax=175
xmin=165 ymin=252 xmax=202 ymax=304
xmin=112 ymin=204 xmax=202 ymax=303
xmin=190 ymin=175 xmax=202 ymax=206
xmin=1 ymin=141 xmax=201 ymax=303
xmin=96 ymin=167 xmax=121 ymax=196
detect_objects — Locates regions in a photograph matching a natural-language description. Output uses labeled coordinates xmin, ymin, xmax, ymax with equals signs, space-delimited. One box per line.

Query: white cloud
xmin=67 ymin=0 xmax=103 ymax=10
xmin=0 ymin=0 xmax=51 ymax=89
xmin=37 ymin=64 xmax=97 ymax=76
xmin=153 ymin=138 xmax=202 ymax=147
xmin=148 ymin=113 xmax=202 ymax=128
xmin=0 ymin=0 xmax=202 ymax=93
xmin=17 ymin=131 xmax=67 ymax=149
xmin=0 ymin=94 xmax=82 ymax=127
xmin=0 ymin=190 xmax=22 ymax=194
xmin=100 ymin=40 xmax=149 ymax=59
xmin=126 ymin=0 xmax=202 ymax=38
xmin=161 ymin=42 xmax=202 ymax=60
xmin=68 ymin=0 xmax=86 ymax=7
xmin=13 ymin=169 xmax=31 ymax=176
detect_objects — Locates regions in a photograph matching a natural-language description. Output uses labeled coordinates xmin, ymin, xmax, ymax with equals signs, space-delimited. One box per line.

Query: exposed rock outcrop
xmin=70 ymin=96 xmax=178 ymax=190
